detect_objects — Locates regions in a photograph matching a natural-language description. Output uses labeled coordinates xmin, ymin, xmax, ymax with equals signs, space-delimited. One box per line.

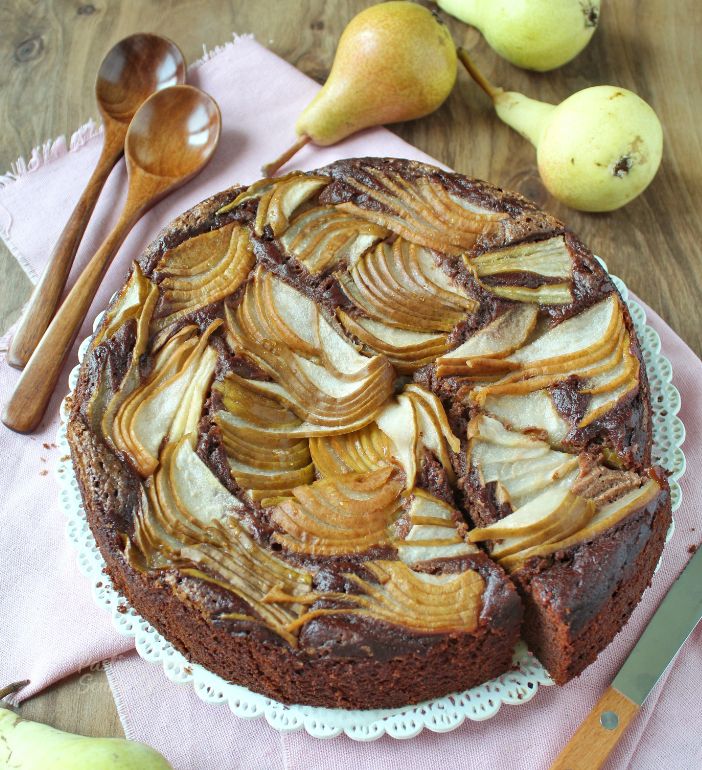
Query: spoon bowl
xmin=126 ymin=84 xmax=222 ymax=182
xmin=96 ymin=34 xmax=186 ymax=124
xmin=6 ymin=33 xmax=186 ymax=370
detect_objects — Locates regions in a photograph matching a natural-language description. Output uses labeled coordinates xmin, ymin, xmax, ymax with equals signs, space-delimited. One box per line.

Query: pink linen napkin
xmin=0 ymin=34 xmax=699 ymax=770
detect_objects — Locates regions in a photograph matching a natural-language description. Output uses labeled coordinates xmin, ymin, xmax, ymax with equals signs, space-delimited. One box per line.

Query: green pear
xmin=459 ymin=50 xmax=663 ymax=212
xmin=0 ymin=706 xmax=172 ymax=770
xmin=263 ymin=1 xmax=457 ymax=175
xmin=439 ymin=0 xmax=600 ymax=71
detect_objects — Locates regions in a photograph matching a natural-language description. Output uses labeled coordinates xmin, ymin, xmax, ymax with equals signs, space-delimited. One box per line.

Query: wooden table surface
xmin=2 ymin=0 xmax=700 ymax=742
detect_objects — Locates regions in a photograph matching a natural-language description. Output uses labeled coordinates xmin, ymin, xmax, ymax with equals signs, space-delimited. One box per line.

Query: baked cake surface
xmin=68 ymin=158 xmax=671 ymax=709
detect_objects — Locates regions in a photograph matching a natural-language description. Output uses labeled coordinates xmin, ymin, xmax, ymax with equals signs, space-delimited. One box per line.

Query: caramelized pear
xmin=151 ymin=223 xmax=254 ymax=346
xmin=396 ymin=490 xmax=477 ymax=564
xmin=336 ymin=164 xmax=505 ymax=254
xmin=225 ymin=268 xmax=394 ymax=431
xmin=280 ymin=206 xmax=388 ymax=273
xmin=270 ymin=467 xmax=403 ymax=556
xmin=113 ymin=320 xmax=221 ymax=475
xmin=501 ymin=478 xmax=662 ymax=571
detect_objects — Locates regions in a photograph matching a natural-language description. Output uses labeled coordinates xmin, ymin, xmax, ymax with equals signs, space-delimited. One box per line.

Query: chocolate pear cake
xmin=68 ymin=158 xmax=671 ymax=709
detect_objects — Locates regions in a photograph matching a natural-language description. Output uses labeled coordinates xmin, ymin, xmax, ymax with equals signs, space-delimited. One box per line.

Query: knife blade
xmin=612 ymin=543 xmax=702 ymax=705
xmin=551 ymin=544 xmax=702 ymax=770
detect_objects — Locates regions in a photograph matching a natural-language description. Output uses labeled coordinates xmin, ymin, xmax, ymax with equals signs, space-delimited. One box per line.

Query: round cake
xmin=68 ymin=158 xmax=671 ymax=709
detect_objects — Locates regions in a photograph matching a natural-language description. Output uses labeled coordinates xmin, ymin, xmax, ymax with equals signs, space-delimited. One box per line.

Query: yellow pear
xmin=0 ymin=706 xmax=172 ymax=770
xmin=439 ymin=0 xmax=600 ymax=71
xmin=263 ymin=1 xmax=457 ymax=175
xmin=459 ymin=50 xmax=663 ymax=212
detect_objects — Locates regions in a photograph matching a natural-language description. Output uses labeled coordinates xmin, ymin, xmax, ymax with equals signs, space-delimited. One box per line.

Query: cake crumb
xmin=43 ymin=442 xmax=51 ymax=450
xmin=688 ymin=544 xmax=698 ymax=555
xmin=40 ymin=457 xmax=47 ymax=463
xmin=39 ymin=470 xmax=48 ymax=477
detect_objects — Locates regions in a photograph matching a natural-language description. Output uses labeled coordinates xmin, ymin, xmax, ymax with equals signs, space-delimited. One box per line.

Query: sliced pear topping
xmin=310 ymin=423 xmax=393 ymax=477
xmin=470 ymin=236 xmax=573 ymax=279
xmin=216 ymin=172 xmax=329 ymax=236
xmin=463 ymin=295 xmax=622 ymax=387
xmin=87 ymin=274 xmax=160 ymax=437
xmin=337 ymin=165 xmax=505 ymax=254
xmin=396 ymin=490 xmax=477 ymax=564
xmin=93 ymin=264 xmax=153 ymax=346
xmin=167 ymin=435 xmax=245 ymax=528
xmin=482 ymin=391 xmax=570 ymax=446
xmin=338 ymin=238 xmax=477 ymax=333
xmin=500 ymin=478 xmax=662 ymax=572
xmin=372 ymin=385 xmax=460 ymax=487
xmin=482 ymin=283 xmax=573 ymax=305
xmin=405 ymin=383 xmax=460 ymax=453
xmin=151 ymin=223 xmax=254 ymax=342
xmin=280 ymin=205 xmax=388 ymax=273
xmin=468 ymin=237 xmax=574 ymax=304
xmin=270 ymin=467 xmax=404 ymax=556
xmin=468 ymin=414 xmax=579 ymax=508
xmin=112 ymin=320 xmax=221 ymax=476
xmin=225 ymin=267 xmax=394 ymax=430
xmin=578 ymin=371 xmax=640 ymax=428
xmin=375 ymin=394 xmax=418 ymax=489
xmin=291 ymin=561 xmax=485 ymax=634
xmin=509 ymin=295 xmax=619 ymax=369
xmin=258 ymin=175 xmax=329 ymax=236
xmin=470 ymin=485 xmax=576 ymax=543
xmin=216 ymin=404 xmax=375 ymax=441
xmin=129 ymin=435 xmax=314 ymax=646
xmin=261 ymin=270 xmax=321 ymax=357
xmin=488 ymin=493 xmax=596 ymax=559
xmin=215 ymin=372 xmax=302 ymax=430
xmin=337 ymin=309 xmax=448 ymax=373
xmin=436 ymin=305 xmax=538 ymax=378
xmin=213 ymin=373 xmax=314 ymax=500
xmin=465 ymin=295 xmax=640 ymax=430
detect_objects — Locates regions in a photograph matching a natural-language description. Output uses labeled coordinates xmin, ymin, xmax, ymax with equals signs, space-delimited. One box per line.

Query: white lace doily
xmin=56 ymin=262 xmax=685 ymax=741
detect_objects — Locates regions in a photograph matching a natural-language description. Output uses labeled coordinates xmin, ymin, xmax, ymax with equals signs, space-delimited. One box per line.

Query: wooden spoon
xmin=6 ymin=33 xmax=185 ymax=370
xmin=2 ymin=85 xmax=221 ymax=433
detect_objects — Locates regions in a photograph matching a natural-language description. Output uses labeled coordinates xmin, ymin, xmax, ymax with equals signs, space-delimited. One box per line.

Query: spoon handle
xmin=6 ymin=129 xmax=125 ymax=370
xmin=2 ymin=197 xmax=144 ymax=434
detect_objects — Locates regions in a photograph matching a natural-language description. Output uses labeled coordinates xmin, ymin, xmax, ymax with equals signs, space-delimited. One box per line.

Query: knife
xmin=551 ymin=544 xmax=702 ymax=770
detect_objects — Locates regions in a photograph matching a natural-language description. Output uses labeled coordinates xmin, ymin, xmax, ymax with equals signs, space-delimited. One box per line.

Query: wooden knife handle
xmin=550 ymin=686 xmax=640 ymax=770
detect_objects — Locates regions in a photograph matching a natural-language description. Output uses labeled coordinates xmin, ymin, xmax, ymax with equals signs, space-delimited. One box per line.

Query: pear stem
xmin=0 ymin=680 xmax=29 ymax=701
xmin=457 ymin=48 xmax=502 ymax=101
xmin=262 ymin=135 xmax=312 ymax=177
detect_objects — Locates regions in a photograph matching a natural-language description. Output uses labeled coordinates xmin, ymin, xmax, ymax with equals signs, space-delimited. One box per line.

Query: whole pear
xmin=439 ymin=0 xmax=600 ymax=71
xmin=459 ymin=51 xmax=663 ymax=212
xmin=263 ymin=1 xmax=457 ymax=174
xmin=0 ymin=706 xmax=173 ymax=770
xmin=536 ymin=87 xmax=663 ymax=211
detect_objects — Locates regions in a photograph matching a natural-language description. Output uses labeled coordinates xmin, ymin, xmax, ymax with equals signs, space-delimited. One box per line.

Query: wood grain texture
xmin=1 ymin=0 xmax=700 ymax=742
xmin=550 ymin=686 xmax=640 ymax=770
